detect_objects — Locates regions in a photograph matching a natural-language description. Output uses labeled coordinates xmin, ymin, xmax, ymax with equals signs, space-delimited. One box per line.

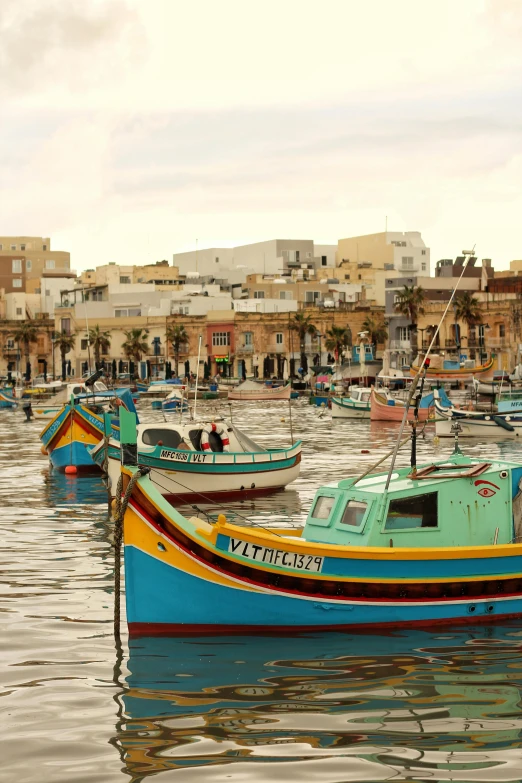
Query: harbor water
xmin=3 ymin=399 xmax=522 ymax=782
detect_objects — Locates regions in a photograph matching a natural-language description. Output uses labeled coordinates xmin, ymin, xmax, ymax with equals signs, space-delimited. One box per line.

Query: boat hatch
xmin=384 ymin=492 xmax=438 ymax=531
xmin=408 ymin=462 xmax=491 ymax=480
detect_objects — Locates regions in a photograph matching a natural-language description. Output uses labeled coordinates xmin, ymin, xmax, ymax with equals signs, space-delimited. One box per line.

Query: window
xmin=45 ymin=289 xmax=50 ymax=297
xmin=81 ymin=339 xmax=89 ymax=350
xmin=43 ymin=244 xmax=47 ymax=251
xmin=45 ymin=260 xmax=55 ymax=269
xmin=215 ymin=257 xmax=219 ymax=263
xmin=16 ymin=308 xmax=23 ymax=316
xmin=295 ymin=250 xmax=300 ymax=262
xmin=321 ymin=256 xmax=327 ymax=266
xmin=421 ymin=263 xmax=426 ymax=271
xmin=340 ymin=500 xmax=368 ymax=527
xmin=279 ymin=290 xmax=292 ymax=300
xmin=26 ymin=260 xmax=32 ymax=271
xmin=12 ymin=259 xmax=22 ymax=273
xmin=499 ymin=324 xmax=506 ymax=338
xmin=244 ymin=332 xmax=253 ymax=345
xmin=421 ymin=250 xmax=426 ymax=255
xmin=0 ymin=244 xmax=2 ymax=249
xmin=253 ymin=290 xmax=265 ymax=299
xmin=305 ymin=291 xmax=320 ymax=303
xmin=397 ymin=326 xmax=410 ymax=341
xmin=20 ymin=244 xmax=25 ymax=251
xmin=391 ymin=240 xmax=406 ymax=247
xmin=142 ymin=428 xmax=183 ymax=448
xmin=385 ymin=492 xmax=438 ymax=531
xmin=115 ymin=308 xmax=142 ymax=317
xmin=212 ymin=331 xmax=231 ymax=346
xmin=11 ymin=244 xmax=16 ymax=250
xmin=13 ymin=278 xmax=22 ymax=288
xmin=119 ymin=276 xmax=131 ymax=284
xmin=275 ymin=332 xmax=283 ymax=344
xmin=6 ymin=339 xmax=14 ymax=348
xmin=311 ymin=495 xmax=335 ymax=520
xmin=61 ymin=318 xmax=71 ymax=334
xmin=401 ymin=256 xmax=414 ymax=269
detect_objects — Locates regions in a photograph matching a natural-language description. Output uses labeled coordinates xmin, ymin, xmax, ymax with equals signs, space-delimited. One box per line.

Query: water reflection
xmin=42 ymin=469 xmax=109 ymax=507
xmin=117 ymin=625 xmax=522 ymax=781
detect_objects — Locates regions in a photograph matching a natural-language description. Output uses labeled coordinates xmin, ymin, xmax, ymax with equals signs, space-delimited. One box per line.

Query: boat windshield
xmin=232 ymin=426 xmax=267 ymax=453
xmin=142 ymin=428 xmax=183 ymax=448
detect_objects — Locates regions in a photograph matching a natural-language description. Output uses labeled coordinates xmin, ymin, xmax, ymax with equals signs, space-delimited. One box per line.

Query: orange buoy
xmin=40 ymin=445 xmax=48 ymax=455
xmin=65 ymin=465 xmax=78 ymax=475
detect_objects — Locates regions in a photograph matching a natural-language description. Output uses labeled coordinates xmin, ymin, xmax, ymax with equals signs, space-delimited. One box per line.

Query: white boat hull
xmin=331 ymin=399 xmax=369 ymax=419
xmin=435 ymin=415 xmax=522 ymax=439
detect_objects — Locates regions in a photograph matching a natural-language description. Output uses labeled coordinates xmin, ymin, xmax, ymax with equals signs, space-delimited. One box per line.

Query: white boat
xmin=331 ymin=386 xmax=374 ymax=418
xmin=228 ymin=380 xmax=291 ymax=401
xmin=91 ymin=418 xmax=302 ymax=502
xmin=31 ymin=380 xmax=109 ymax=419
xmin=434 ymin=396 xmax=522 ymax=439
xmin=139 ymin=380 xmax=187 ymax=397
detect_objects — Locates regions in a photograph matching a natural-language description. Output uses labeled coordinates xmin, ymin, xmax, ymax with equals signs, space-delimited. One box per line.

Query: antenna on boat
xmin=410 ymin=359 xmax=429 ymax=477
xmin=359 ymin=249 xmax=475 ymax=498
xmin=193 ymin=335 xmax=202 ymax=421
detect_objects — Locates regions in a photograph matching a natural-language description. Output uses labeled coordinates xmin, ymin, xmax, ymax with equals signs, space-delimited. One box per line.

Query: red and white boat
xmin=228 ymin=380 xmax=291 ymax=401
xmin=370 ymin=387 xmax=433 ymax=422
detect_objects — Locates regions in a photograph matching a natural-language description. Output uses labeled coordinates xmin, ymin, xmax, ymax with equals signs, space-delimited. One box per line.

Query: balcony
xmin=267 ymin=343 xmax=286 ymax=353
xmin=390 ymin=340 xmax=411 ymax=350
xmin=236 ymin=344 xmax=254 ymax=353
xmin=2 ymin=347 xmax=19 ymax=358
xmin=486 ymin=337 xmax=509 ymax=349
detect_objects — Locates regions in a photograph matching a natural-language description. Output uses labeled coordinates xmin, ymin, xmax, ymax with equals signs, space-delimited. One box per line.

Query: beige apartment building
xmin=80 ymin=261 xmax=181 ymax=289
xmin=0 ymin=236 xmax=71 ymax=283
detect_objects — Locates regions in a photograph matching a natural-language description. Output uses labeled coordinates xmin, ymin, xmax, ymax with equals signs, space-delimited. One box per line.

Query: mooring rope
xmin=112 ymin=467 xmax=148 ymax=641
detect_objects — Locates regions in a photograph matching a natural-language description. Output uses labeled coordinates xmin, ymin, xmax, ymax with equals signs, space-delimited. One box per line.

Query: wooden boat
xmin=40 ymin=388 xmax=137 ymax=471
xmin=91 ymin=417 xmax=301 ymax=502
xmin=228 ymin=380 xmax=291 ymax=401
xmin=0 ymin=388 xmax=17 ymax=409
xmin=370 ymin=387 xmax=433 ymax=422
xmin=410 ymin=356 xmax=495 ymax=382
xmin=434 ymin=395 xmax=522 ymax=439
xmin=331 ymin=386 xmax=375 ymax=419
xmin=117 ymin=407 xmax=522 ymax=635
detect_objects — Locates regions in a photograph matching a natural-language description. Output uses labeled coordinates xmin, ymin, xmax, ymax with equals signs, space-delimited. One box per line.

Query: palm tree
xmin=394 ymin=285 xmax=426 ymax=350
xmin=54 ymin=331 xmax=76 ymax=380
xmin=166 ymin=323 xmax=188 ymax=376
xmin=455 ymin=292 xmax=482 ymax=328
xmin=362 ymin=315 xmax=388 ymax=357
xmin=394 ymin=285 xmax=426 ymax=325
xmin=122 ymin=328 xmax=149 ymax=377
xmin=12 ymin=320 xmax=39 ymax=381
xmin=88 ymin=325 xmax=111 ymax=367
xmin=290 ymin=312 xmax=317 ymax=367
xmin=325 ymin=324 xmax=352 ymax=361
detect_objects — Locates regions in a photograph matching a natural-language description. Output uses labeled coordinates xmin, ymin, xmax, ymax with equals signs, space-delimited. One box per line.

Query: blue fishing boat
xmin=117 ymin=403 xmax=522 ymax=635
xmin=0 ymin=388 xmax=17 ymax=409
xmin=40 ymin=387 xmax=137 ymax=472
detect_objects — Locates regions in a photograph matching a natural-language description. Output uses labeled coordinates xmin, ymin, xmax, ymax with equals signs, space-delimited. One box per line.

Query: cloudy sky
xmin=1 ymin=0 xmax=521 ymax=271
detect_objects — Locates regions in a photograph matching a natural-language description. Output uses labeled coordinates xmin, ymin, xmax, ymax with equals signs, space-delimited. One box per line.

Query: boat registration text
xmin=159 ymin=449 xmax=207 ymax=463
xmin=228 ymin=538 xmax=324 ymax=572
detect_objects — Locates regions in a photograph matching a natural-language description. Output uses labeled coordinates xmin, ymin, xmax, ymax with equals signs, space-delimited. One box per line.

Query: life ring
xmin=201 ymin=421 xmax=230 ymax=452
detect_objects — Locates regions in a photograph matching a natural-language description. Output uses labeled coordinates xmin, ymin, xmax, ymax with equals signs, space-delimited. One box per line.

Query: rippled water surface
xmin=3 ymin=399 xmax=522 ymax=782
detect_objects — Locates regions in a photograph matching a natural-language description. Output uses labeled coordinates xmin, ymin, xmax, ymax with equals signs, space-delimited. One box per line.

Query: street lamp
xmin=316 ymin=333 xmax=322 ymax=367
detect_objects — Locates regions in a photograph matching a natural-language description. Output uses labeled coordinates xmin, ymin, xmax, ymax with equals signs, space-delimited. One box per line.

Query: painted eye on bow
xmin=478 ymin=487 xmax=496 ymax=498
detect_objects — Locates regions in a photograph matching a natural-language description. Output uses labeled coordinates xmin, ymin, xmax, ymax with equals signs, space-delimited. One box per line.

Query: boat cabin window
xmin=209 ymin=431 xmax=223 ymax=452
xmin=340 ymin=500 xmax=368 ymax=527
xmin=142 ymin=428 xmax=183 ymax=449
xmin=188 ymin=429 xmax=203 ymax=451
xmin=72 ymin=386 xmax=83 ymax=395
xmin=311 ymin=495 xmax=336 ymax=520
xmin=361 ymin=392 xmax=370 ymax=402
xmin=385 ymin=492 xmax=438 ymax=531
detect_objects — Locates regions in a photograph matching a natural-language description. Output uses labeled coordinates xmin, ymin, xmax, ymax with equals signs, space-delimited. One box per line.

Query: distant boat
xmin=228 ymin=380 xmax=291 ymax=401
xmin=32 ymin=380 xmax=109 ymax=419
xmin=434 ymin=394 xmax=522 ymax=439
xmin=410 ymin=356 xmax=495 ymax=381
xmin=0 ymin=388 xmax=17 ymax=409
xmin=370 ymin=387 xmax=434 ymax=422
xmin=331 ymin=386 xmax=375 ymax=419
